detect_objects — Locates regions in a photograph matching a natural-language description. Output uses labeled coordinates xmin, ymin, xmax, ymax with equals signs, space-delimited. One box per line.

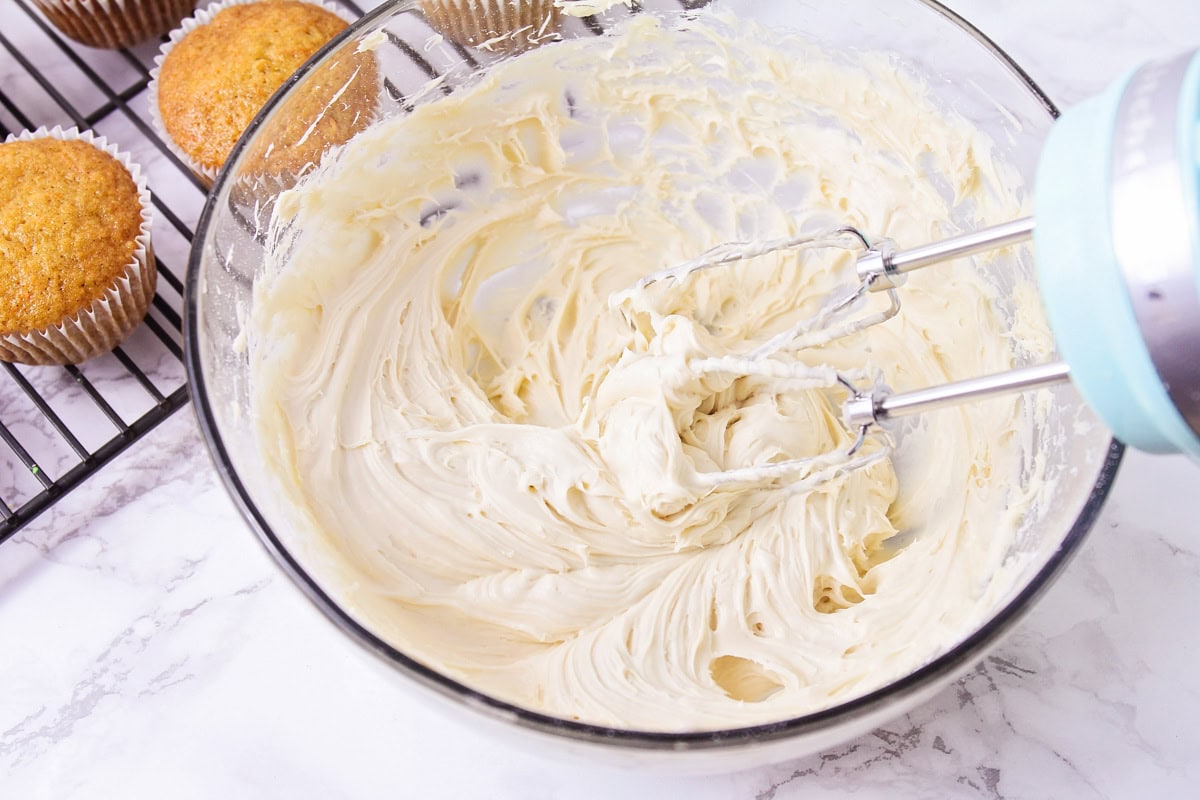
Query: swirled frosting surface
xmin=251 ymin=13 xmax=1048 ymax=730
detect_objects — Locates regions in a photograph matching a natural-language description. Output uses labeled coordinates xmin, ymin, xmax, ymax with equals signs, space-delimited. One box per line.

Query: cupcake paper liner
xmin=0 ymin=126 xmax=156 ymax=366
xmin=420 ymin=0 xmax=561 ymax=49
xmin=33 ymin=0 xmax=198 ymax=50
xmin=147 ymin=0 xmax=358 ymax=187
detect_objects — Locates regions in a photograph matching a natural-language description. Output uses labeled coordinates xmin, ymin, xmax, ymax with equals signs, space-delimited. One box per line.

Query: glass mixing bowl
xmin=186 ymin=0 xmax=1123 ymax=771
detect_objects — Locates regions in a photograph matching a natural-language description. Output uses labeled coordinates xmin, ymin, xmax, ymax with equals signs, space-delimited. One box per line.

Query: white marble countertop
xmin=3 ymin=0 xmax=1200 ymax=797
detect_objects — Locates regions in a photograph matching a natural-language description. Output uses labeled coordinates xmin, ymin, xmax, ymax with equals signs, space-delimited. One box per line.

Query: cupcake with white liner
xmin=148 ymin=0 xmax=357 ymax=187
xmin=0 ymin=127 xmax=155 ymax=366
xmin=33 ymin=0 xmax=198 ymax=49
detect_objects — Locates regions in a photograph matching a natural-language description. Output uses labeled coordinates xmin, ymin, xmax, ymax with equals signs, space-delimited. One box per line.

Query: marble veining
xmin=2 ymin=0 xmax=1200 ymax=797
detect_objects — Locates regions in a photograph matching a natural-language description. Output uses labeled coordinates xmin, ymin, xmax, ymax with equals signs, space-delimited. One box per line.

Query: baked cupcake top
xmin=156 ymin=0 xmax=349 ymax=174
xmin=0 ymin=138 xmax=142 ymax=335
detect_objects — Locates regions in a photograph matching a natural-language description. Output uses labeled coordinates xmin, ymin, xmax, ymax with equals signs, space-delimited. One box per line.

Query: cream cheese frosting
xmin=251 ymin=12 xmax=1049 ymax=731
xmin=554 ymin=0 xmax=630 ymax=16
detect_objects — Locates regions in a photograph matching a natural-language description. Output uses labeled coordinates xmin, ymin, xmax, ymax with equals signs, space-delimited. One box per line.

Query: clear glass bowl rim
xmin=183 ymin=0 xmax=1125 ymax=751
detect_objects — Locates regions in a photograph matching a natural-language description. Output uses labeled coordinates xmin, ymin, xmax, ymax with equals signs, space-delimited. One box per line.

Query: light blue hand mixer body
xmin=633 ymin=47 xmax=1200 ymax=468
xmin=840 ymin=46 xmax=1200 ymax=458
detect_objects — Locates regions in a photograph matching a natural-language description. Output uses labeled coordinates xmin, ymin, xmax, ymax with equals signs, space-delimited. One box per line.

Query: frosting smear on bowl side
xmin=251 ymin=12 xmax=1050 ymax=731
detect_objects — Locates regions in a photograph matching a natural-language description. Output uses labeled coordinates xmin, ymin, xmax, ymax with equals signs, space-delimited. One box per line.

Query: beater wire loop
xmin=613 ymin=225 xmax=905 ymax=491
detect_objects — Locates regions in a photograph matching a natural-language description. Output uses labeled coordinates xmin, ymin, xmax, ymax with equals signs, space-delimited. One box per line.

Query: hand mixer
xmin=620 ymin=47 xmax=1200 ymax=485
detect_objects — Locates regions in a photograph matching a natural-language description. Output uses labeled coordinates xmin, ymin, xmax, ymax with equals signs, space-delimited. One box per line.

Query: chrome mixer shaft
xmin=841 ymin=217 xmax=1075 ymax=429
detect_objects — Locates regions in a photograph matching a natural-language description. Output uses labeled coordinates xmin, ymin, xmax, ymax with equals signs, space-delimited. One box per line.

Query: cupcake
xmin=33 ymin=0 xmax=198 ymax=49
xmin=0 ymin=128 xmax=155 ymax=366
xmin=149 ymin=0 xmax=359 ymax=186
xmin=419 ymin=0 xmax=561 ymax=49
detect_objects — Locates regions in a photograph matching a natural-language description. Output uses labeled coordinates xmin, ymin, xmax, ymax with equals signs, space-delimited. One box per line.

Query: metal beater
xmin=621 ymin=48 xmax=1200 ymax=484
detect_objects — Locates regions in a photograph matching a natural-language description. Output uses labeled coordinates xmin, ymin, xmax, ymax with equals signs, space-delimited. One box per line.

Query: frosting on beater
xmin=251 ymin=12 xmax=1048 ymax=730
